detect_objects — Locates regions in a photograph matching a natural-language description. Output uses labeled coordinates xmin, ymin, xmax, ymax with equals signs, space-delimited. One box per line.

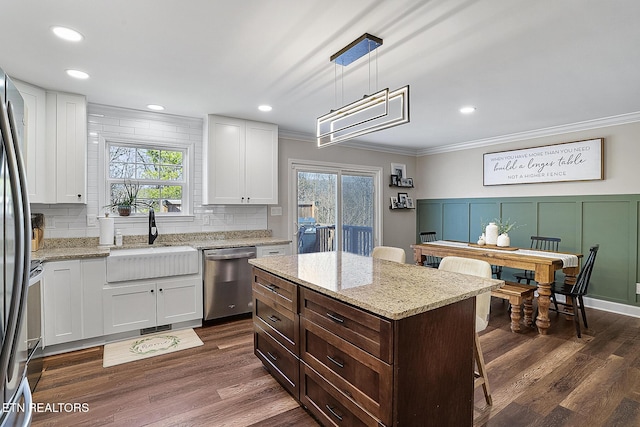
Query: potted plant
xmin=104 ymin=180 xmax=147 ymax=216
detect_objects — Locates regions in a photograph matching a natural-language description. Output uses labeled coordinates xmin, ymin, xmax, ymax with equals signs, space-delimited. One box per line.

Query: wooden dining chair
xmin=548 ymin=244 xmax=599 ymax=338
xmin=438 ymin=256 xmax=493 ymax=406
xmin=514 ymin=236 xmax=561 ymax=284
xmin=419 ymin=231 xmax=440 ymax=268
xmin=372 ymin=246 xmax=406 ymax=263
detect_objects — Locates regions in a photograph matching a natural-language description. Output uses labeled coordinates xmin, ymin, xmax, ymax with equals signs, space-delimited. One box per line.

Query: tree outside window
xmin=108 ymin=144 xmax=186 ymax=214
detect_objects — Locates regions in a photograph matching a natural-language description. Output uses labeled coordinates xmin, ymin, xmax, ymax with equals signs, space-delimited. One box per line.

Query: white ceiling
xmin=2 ymin=0 xmax=640 ymax=154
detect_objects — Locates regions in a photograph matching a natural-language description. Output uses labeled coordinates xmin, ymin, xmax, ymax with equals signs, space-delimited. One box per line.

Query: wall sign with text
xmin=483 ymin=138 xmax=604 ymax=186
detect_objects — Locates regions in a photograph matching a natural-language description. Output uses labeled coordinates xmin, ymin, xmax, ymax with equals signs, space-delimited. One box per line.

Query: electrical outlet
xmin=203 ymin=215 xmax=210 ymax=226
xmin=87 ymin=214 xmax=97 ymax=227
xmin=270 ymin=206 xmax=283 ymax=216
xmin=636 ymin=283 xmax=640 ymax=295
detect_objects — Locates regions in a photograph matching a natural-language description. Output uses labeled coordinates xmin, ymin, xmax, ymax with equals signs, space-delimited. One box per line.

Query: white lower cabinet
xmin=43 ymin=261 xmax=82 ymax=346
xmin=43 ymin=258 xmax=106 ymax=347
xmin=103 ymin=275 xmax=202 ymax=335
xmin=256 ymin=244 xmax=291 ymax=258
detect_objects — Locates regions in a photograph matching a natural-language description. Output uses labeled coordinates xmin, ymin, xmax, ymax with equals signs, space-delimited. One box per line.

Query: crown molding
xmin=417 ymin=111 xmax=640 ymax=156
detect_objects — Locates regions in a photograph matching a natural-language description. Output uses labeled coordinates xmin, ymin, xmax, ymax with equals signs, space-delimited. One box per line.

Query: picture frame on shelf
xmin=397 ymin=192 xmax=408 ymax=208
xmin=391 ymin=163 xmax=407 ymax=179
xmin=390 ymin=196 xmax=399 ymax=209
xmin=390 ymin=174 xmax=399 ymax=186
xmin=405 ymin=177 xmax=413 ymax=187
xmin=406 ymin=197 xmax=414 ymax=209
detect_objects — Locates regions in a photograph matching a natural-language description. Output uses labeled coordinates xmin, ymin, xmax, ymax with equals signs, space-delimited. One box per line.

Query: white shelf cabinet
xmin=103 ymin=275 xmax=202 ymax=335
xmin=13 ymin=79 xmax=48 ymax=203
xmin=43 ymin=258 xmax=106 ymax=347
xmin=203 ymin=115 xmax=278 ymax=205
xmin=46 ymin=91 xmax=87 ymax=203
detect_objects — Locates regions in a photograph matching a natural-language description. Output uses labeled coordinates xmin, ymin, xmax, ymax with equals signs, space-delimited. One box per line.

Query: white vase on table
xmin=497 ymin=233 xmax=510 ymax=247
xmin=485 ymin=222 xmax=498 ymax=245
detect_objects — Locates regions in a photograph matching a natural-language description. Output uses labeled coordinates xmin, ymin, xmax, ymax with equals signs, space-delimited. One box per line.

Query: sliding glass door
xmin=341 ymin=173 xmax=375 ymax=255
xmin=291 ymin=161 xmax=381 ymax=256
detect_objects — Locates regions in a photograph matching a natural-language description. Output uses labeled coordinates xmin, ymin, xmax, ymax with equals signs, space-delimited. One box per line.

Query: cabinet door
xmin=203 ymin=115 xmax=245 ymax=204
xmin=43 ymin=261 xmax=83 ymax=346
xmin=103 ymin=281 xmax=156 ymax=334
xmin=81 ymin=258 xmax=106 ymax=339
xmin=14 ymin=80 xmax=48 ymax=203
xmin=51 ymin=92 xmax=87 ymax=203
xmin=245 ymin=121 xmax=278 ymax=204
xmin=156 ymin=276 xmax=202 ymax=325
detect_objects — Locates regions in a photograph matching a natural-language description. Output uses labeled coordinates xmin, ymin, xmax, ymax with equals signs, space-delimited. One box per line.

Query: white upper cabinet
xmin=203 ymin=115 xmax=278 ymax=205
xmin=47 ymin=91 xmax=87 ymax=204
xmin=13 ymin=80 xmax=47 ymax=203
xmin=15 ymin=80 xmax=87 ymax=204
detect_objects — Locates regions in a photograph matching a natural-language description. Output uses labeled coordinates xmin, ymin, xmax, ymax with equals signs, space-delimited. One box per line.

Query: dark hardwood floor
xmin=31 ymin=300 xmax=640 ymax=426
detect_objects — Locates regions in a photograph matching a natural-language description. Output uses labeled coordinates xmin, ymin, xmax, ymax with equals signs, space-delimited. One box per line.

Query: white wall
xmin=268 ymin=136 xmax=417 ymax=258
xmin=415 ymin=121 xmax=640 ymax=199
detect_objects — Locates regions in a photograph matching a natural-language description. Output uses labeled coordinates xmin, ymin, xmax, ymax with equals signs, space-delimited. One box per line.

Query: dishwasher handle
xmin=205 ymin=251 xmax=256 ymax=261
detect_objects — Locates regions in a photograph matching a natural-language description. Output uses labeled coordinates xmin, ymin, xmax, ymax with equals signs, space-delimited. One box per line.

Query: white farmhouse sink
xmin=107 ymin=245 xmax=199 ymax=282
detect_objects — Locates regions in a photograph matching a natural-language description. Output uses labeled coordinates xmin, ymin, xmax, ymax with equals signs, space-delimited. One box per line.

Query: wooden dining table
xmin=410 ymin=241 xmax=582 ymax=335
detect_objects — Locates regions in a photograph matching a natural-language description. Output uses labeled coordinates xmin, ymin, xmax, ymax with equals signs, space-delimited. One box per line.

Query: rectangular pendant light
xmin=317 ymin=85 xmax=410 ymax=148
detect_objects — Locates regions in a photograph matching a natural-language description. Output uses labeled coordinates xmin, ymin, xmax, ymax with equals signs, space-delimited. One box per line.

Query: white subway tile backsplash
xmin=103 ymin=124 xmax=135 ymax=134
xmin=32 ymin=104 xmax=268 ymax=239
xmin=119 ymin=119 xmax=150 ymax=129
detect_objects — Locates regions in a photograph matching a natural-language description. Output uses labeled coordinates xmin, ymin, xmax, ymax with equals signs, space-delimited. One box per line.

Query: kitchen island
xmin=249 ymin=251 xmax=503 ymax=426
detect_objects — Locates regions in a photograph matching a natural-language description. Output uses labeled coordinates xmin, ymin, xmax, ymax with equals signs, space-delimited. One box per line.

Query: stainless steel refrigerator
xmin=1 ymin=68 xmax=33 ymax=426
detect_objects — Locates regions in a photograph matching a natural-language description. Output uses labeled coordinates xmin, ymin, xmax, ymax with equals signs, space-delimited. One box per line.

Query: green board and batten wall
xmin=416 ymin=194 xmax=640 ymax=308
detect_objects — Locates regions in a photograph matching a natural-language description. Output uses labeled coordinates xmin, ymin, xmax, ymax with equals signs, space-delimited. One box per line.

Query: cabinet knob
xmin=159 ymin=288 xmax=163 ymax=292
xmin=150 ymin=289 xmax=154 ymax=293
xmin=77 ymin=194 xmax=82 ymax=198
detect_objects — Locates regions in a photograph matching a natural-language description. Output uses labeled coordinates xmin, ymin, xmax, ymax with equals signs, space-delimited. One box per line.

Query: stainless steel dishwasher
xmin=203 ymin=246 xmax=257 ymax=320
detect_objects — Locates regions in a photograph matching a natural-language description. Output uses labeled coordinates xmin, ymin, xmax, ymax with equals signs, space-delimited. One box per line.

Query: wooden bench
xmin=491 ymin=281 xmax=536 ymax=332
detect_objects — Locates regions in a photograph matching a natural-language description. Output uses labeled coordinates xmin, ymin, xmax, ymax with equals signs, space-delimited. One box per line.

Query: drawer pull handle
xmin=268 ymin=315 xmax=280 ymax=323
xmin=327 ymin=355 xmax=344 ymax=369
xmin=325 ymin=404 xmax=343 ymax=421
xmin=267 ymin=351 xmax=278 ymax=361
xmin=267 ymin=284 xmax=278 ymax=292
xmin=326 ymin=312 xmax=345 ymax=324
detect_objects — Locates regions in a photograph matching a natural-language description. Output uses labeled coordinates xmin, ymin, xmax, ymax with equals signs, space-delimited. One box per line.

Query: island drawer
xmin=254 ymin=322 xmax=299 ymax=399
xmin=300 ymin=363 xmax=379 ymax=427
xmin=300 ymin=288 xmax=393 ymax=363
xmin=253 ymin=293 xmax=298 ymax=355
xmin=253 ymin=268 xmax=297 ymax=313
xmin=300 ymin=317 xmax=392 ymax=425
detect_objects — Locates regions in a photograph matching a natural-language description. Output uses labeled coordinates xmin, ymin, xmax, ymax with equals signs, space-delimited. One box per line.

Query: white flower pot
xmin=497 ymin=233 xmax=510 ymax=247
xmin=485 ymin=223 xmax=498 ymax=245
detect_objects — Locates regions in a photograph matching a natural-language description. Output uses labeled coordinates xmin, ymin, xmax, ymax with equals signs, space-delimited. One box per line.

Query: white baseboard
xmin=553 ymin=294 xmax=640 ymax=318
xmin=583 ymin=296 xmax=640 ymax=318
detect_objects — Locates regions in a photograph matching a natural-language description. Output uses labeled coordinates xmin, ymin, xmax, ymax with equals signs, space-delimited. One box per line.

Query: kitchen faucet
xmin=149 ymin=208 xmax=159 ymax=244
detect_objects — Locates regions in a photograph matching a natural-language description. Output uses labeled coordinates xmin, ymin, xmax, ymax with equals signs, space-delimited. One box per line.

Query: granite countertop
xmin=249 ymin=251 xmax=504 ymax=320
xmin=32 ymin=235 xmax=291 ymax=262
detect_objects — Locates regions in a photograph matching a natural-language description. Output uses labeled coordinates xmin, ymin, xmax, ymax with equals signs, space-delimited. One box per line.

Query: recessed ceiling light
xmin=460 ymin=106 xmax=476 ymax=114
xmin=66 ymin=69 xmax=89 ymax=79
xmin=258 ymin=105 xmax=272 ymax=112
xmin=51 ymin=26 xmax=84 ymax=42
xmin=147 ymin=104 xmax=165 ymax=111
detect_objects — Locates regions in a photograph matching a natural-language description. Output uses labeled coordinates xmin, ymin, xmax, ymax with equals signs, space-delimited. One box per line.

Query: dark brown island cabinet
xmin=251 ymin=259 xmax=495 ymax=427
